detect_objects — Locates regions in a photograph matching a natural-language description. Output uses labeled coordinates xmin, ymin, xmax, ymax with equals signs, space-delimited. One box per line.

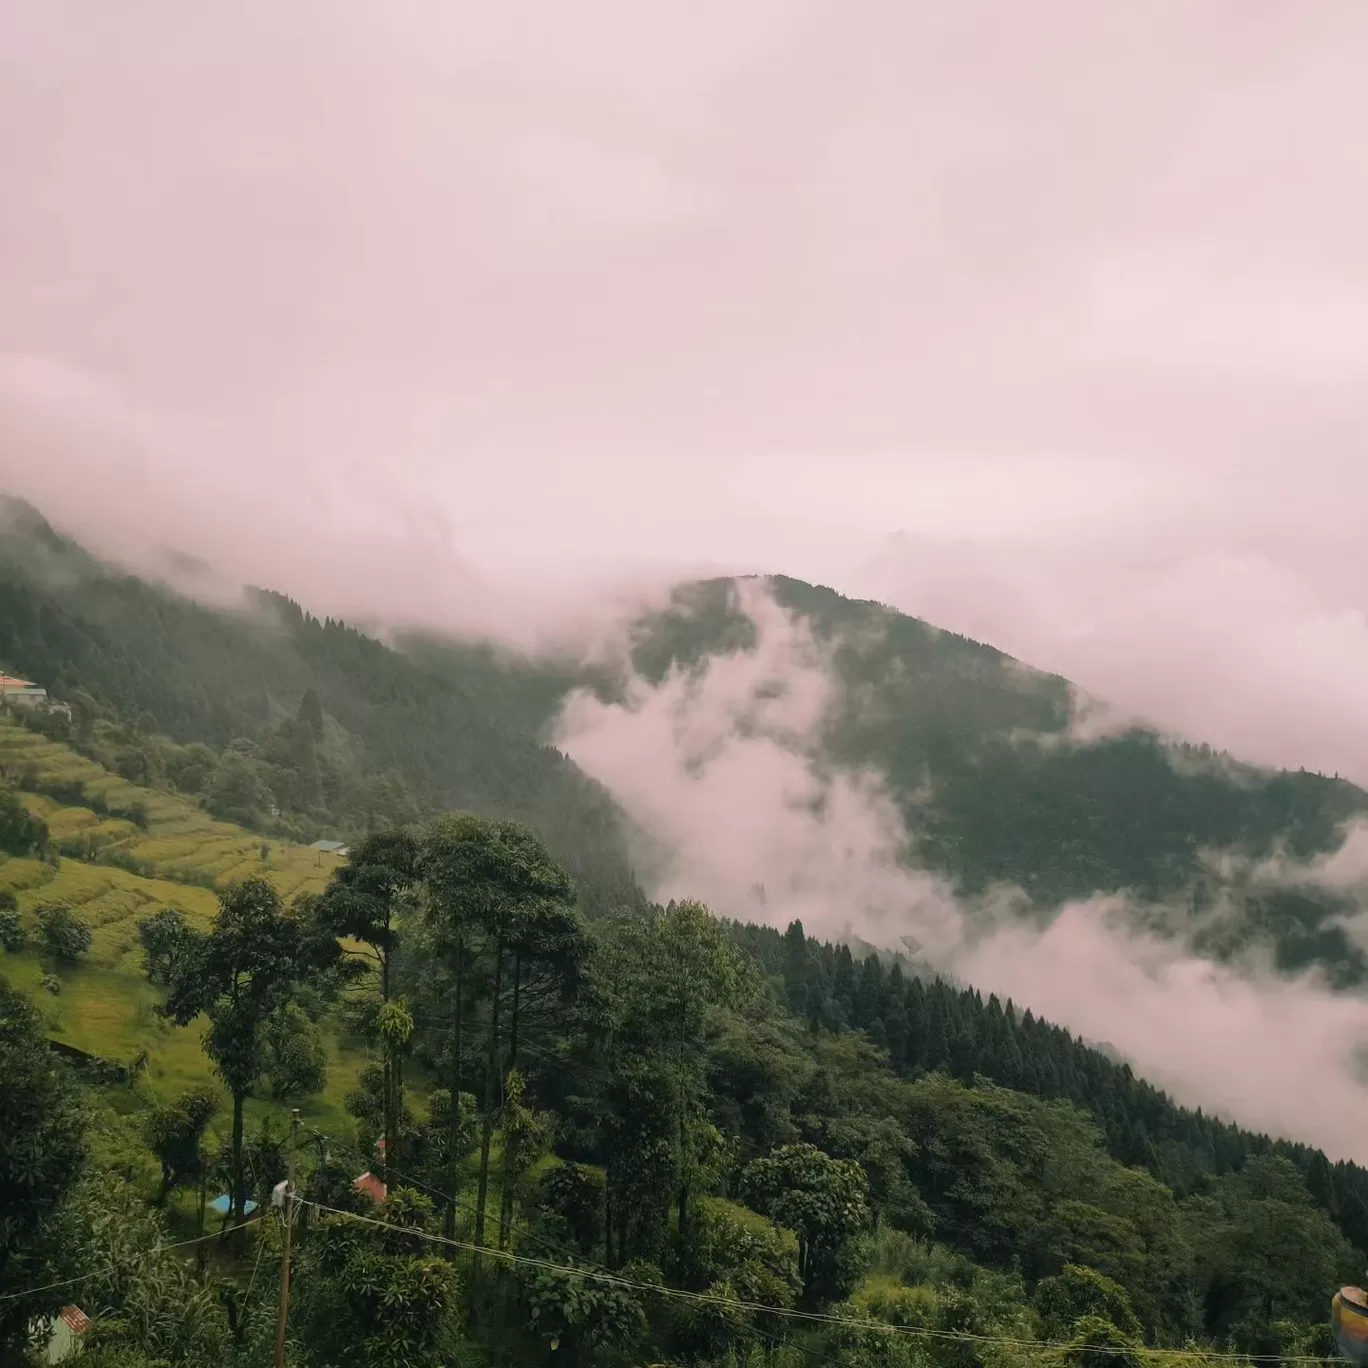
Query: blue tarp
xmin=208 ymin=1195 xmax=259 ymax=1216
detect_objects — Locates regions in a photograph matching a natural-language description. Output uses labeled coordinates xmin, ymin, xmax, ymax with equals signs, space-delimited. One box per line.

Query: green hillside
xmin=0 ymin=497 xmax=642 ymax=917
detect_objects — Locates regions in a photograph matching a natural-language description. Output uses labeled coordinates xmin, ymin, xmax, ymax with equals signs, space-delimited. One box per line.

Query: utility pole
xmin=275 ymin=1108 xmax=300 ymax=1368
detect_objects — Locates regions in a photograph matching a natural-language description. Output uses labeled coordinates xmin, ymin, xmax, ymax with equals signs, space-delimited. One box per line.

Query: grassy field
xmin=0 ymin=716 xmax=345 ymax=895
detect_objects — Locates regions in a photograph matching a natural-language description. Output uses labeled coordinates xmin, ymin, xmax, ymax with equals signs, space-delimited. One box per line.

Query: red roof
xmin=60 ymin=1307 xmax=92 ymax=1335
xmin=353 ymin=1172 xmax=387 ymax=1204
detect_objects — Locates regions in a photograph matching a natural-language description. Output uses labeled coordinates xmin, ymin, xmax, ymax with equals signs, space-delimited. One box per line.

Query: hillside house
xmin=353 ymin=1171 xmax=387 ymax=1204
xmin=0 ymin=672 xmax=48 ymax=708
xmin=42 ymin=1306 xmax=91 ymax=1363
xmin=311 ymin=839 xmax=349 ymax=857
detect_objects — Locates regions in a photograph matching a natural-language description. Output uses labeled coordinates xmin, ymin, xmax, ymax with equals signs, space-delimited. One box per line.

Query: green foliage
xmin=581 ymin=899 xmax=755 ymax=1263
xmin=0 ymin=785 xmax=47 ymax=855
xmin=161 ymin=875 xmax=340 ymax=1216
xmin=1184 ymin=1155 xmax=1358 ymax=1337
xmin=0 ymin=980 xmax=89 ymax=1359
xmin=37 ymin=900 xmax=93 ymax=961
xmin=292 ymin=1192 xmax=463 ymax=1368
xmin=672 ymin=1196 xmax=800 ymax=1312
xmin=0 ymin=887 xmax=22 ymax=951
xmin=7 ymin=511 xmax=1368 ymax=1366
xmin=0 ymin=500 xmax=642 ymax=912
xmin=522 ymin=1260 xmax=647 ymax=1364
xmin=1056 ymin=1313 xmax=1144 ymax=1368
xmin=141 ymin=1085 xmax=220 ymax=1203
xmin=260 ymin=1000 xmax=329 ymax=1100
xmin=739 ymin=917 xmax=1368 ymax=1275
xmin=136 ymin=906 xmax=196 ymax=985
xmin=3 ymin=837 xmax=1366 ymax=1367
xmin=417 ymin=810 xmax=583 ymax=1249
xmin=319 ymin=830 xmax=424 ymax=1173
xmin=633 ymin=574 xmax=1368 ymax=979
xmin=539 ymin=1161 xmax=607 ymax=1255
xmin=56 ymin=1174 xmax=235 ymax=1367
xmin=741 ymin=1141 xmax=871 ymax=1305
xmin=1033 ymin=1265 xmax=1142 ymax=1340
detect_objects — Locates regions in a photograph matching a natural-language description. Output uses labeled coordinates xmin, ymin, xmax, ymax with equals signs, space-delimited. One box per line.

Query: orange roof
xmin=60 ymin=1307 xmax=92 ymax=1335
xmin=353 ymin=1172 xmax=387 ymax=1204
xmin=0 ymin=674 xmax=37 ymax=688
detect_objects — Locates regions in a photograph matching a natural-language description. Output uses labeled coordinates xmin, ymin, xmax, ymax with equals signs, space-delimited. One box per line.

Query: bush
xmin=136 ymin=908 xmax=195 ymax=986
xmin=260 ymin=1003 xmax=328 ymax=1100
xmin=37 ymin=903 xmax=93 ymax=963
xmin=540 ymin=1161 xmax=607 ymax=1255
xmin=0 ymin=788 xmax=47 ymax=855
xmin=0 ymin=891 xmax=22 ymax=952
xmin=1034 ymin=1265 xmax=1141 ymax=1341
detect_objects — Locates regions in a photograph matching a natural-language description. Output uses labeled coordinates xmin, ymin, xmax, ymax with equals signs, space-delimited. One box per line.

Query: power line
xmin=299 ymin=1123 xmax=615 ymax=1279
xmin=236 ymin=1227 xmax=270 ymax=1317
xmin=297 ymin=1200 xmax=1348 ymax=1365
xmin=0 ymin=1217 xmax=265 ymax=1305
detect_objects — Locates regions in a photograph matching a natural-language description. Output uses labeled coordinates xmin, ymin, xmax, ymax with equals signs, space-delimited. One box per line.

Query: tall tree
xmin=497 ymin=898 xmax=587 ymax=1248
xmin=163 ymin=876 xmax=337 ymax=1218
xmin=590 ymin=900 xmax=751 ymax=1257
xmin=740 ymin=1141 xmax=870 ymax=1306
xmin=419 ymin=811 xmax=575 ymax=1254
xmin=319 ymin=829 xmax=419 ymax=1178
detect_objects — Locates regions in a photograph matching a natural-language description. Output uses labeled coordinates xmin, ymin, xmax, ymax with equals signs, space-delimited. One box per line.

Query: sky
xmin=4 ymin=1 xmax=1368 ymax=1154
xmin=4 ymin=2 xmax=1368 ymax=779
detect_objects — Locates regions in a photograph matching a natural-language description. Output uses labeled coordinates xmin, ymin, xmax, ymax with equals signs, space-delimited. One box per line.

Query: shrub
xmin=0 ymin=891 xmax=22 ymax=952
xmin=0 ymin=788 xmax=47 ymax=855
xmin=37 ymin=903 xmax=93 ymax=963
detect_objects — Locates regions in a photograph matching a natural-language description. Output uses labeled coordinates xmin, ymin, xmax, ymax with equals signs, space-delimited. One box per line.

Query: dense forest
xmin=4 ymin=812 xmax=1367 ymax=1367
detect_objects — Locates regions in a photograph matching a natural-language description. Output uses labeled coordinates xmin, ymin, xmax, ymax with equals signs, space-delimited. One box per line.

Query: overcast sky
xmin=4 ymin=2 xmax=1368 ymax=779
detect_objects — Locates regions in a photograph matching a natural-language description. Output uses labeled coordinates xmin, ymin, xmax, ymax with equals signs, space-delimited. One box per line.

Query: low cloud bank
xmin=555 ymin=581 xmax=1368 ymax=1162
xmin=0 ymin=356 xmax=691 ymax=659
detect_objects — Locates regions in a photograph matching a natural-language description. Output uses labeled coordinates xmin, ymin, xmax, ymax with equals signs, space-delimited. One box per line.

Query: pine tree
xmin=1306 ymin=1150 xmax=1340 ymax=1218
xmin=854 ymin=954 xmax=885 ymax=1029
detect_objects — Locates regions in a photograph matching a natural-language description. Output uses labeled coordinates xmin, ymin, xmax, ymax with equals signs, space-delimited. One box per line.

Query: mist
xmin=6 ymin=3 xmax=1368 ymax=780
xmin=556 ymin=583 xmax=1368 ymax=1163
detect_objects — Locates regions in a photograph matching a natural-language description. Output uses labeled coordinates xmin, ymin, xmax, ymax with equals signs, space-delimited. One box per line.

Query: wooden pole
xmin=275 ymin=1108 xmax=300 ymax=1368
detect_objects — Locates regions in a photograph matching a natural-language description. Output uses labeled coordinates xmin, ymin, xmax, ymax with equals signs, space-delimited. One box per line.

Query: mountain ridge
xmin=2 ymin=495 xmax=1366 ymax=983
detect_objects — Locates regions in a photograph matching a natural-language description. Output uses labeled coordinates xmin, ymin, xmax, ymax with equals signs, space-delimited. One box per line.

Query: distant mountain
xmin=2 ymin=497 xmax=1364 ymax=980
xmin=621 ymin=575 xmax=1368 ymax=982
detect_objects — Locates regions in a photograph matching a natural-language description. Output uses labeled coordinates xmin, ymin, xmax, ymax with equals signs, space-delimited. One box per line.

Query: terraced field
xmin=0 ymin=716 xmax=342 ymax=897
xmin=0 ymin=718 xmax=371 ymax=1141
xmin=0 ymin=854 xmax=218 ymax=968
xmin=0 ymin=857 xmax=374 ymax=1138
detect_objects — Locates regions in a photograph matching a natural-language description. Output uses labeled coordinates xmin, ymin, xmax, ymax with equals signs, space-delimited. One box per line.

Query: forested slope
xmin=0 ymin=498 xmax=642 ymax=915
